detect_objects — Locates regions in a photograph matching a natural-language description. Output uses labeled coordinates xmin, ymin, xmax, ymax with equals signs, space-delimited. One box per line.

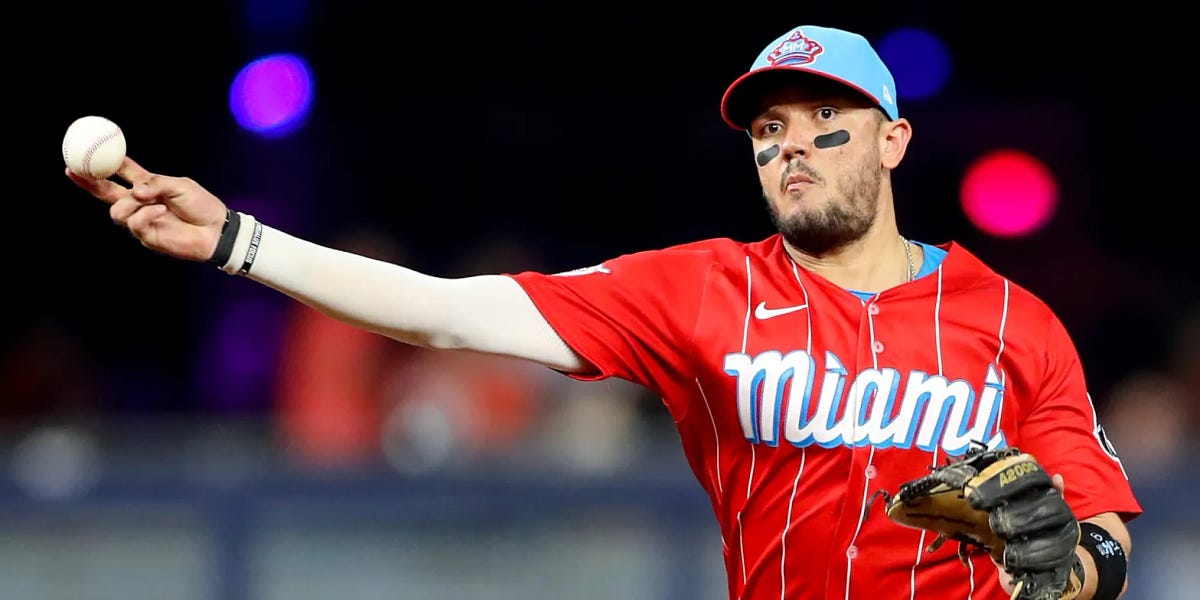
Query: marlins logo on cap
xmin=720 ymin=25 xmax=899 ymax=130
xmin=766 ymin=30 xmax=825 ymax=68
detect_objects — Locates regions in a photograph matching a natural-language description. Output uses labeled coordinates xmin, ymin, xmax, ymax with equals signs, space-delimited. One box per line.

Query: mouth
xmin=783 ymin=173 xmax=814 ymax=193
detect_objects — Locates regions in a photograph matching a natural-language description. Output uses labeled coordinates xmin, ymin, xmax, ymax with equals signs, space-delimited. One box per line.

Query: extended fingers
xmin=130 ymin=173 xmax=200 ymax=206
xmin=126 ymin=203 xmax=169 ymax=236
xmin=116 ymin=157 xmax=153 ymax=186
xmin=71 ymin=156 xmax=183 ymax=207
xmin=110 ymin=195 xmax=150 ymax=226
xmin=67 ymin=155 xmax=156 ymax=205
xmin=66 ymin=167 xmax=129 ymax=204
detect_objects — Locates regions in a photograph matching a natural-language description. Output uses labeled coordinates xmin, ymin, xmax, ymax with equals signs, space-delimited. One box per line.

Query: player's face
xmin=748 ymin=81 xmax=888 ymax=256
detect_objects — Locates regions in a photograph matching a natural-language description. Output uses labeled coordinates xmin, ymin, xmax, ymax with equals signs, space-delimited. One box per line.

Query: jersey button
xmin=846 ymin=546 xmax=859 ymax=560
xmin=868 ymin=304 xmax=880 ymax=315
xmin=865 ymin=465 xmax=877 ymax=479
xmin=872 ymin=340 xmax=884 ymax=353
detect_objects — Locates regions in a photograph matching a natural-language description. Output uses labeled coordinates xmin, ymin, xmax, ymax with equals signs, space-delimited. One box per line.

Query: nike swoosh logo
xmin=754 ymin=301 xmax=808 ymax=320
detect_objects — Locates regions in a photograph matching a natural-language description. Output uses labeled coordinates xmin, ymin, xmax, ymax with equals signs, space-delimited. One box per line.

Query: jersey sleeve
xmin=1019 ymin=313 xmax=1143 ymax=523
xmin=505 ymin=245 xmax=715 ymax=396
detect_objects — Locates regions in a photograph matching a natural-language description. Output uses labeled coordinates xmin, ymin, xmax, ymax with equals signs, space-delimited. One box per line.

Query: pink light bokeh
xmin=959 ymin=150 xmax=1058 ymax=238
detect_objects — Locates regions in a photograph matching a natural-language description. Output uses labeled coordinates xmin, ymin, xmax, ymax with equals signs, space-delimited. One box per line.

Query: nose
xmin=779 ymin=127 xmax=812 ymax=162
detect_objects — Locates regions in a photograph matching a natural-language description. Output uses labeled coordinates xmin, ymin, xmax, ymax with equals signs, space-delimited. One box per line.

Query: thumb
xmin=1052 ymin=473 xmax=1066 ymax=494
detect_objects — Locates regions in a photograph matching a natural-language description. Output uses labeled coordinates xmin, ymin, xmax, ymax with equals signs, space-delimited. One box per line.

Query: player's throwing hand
xmin=66 ymin=157 xmax=227 ymax=263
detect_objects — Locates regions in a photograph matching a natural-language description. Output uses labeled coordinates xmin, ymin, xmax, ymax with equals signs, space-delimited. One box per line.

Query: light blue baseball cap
xmin=720 ymin=25 xmax=899 ymax=130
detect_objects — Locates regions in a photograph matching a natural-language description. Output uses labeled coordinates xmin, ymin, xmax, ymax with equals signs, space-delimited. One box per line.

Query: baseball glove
xmin=882 ymin=445 xmax=1083 ymax=600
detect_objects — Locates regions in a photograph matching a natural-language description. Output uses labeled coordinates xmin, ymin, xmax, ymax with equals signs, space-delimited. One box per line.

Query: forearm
xmin=224 ymin=219 xmax=586 ymax=372
xmin=1073 ymin=514 xmax=1132 ymax=600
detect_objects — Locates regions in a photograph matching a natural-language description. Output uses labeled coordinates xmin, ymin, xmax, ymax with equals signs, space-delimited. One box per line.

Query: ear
xmin=880 ymin=117 xmax=913 ymax=170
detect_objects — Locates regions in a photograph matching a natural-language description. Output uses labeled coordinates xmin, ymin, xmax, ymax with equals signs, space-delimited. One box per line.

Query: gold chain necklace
xmin=901 ymin=237 xmax=915 ymax=282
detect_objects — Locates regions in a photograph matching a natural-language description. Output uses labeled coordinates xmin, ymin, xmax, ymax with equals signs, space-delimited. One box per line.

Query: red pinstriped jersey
xmin=508 ymin=234 xmax=1141 ymax=600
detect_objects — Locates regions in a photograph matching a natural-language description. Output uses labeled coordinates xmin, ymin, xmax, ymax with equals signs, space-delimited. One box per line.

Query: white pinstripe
xmin=697 ymin=378 xmax=731 ymax=557
xmin=739 ymin=448 xmax=759 ymax=592
xmin=738 ymin=255 xmax=755 ymax=593
xmin=909 ymin=527 xmax=929 ymax=600
xmin=780 ymin=449 xmax=807 ymax=599
xmin=695 ymin=379 xmax=724 ymax=498
xmin=789 ymin=261 xmax=814 ymax=358
xmin=844 ymin=295 xmax=883 ymax=600
xmin=779 ymin=261 xmax=813 ymax=599
xmin=992 ymin=280 xmax=1011 ymax=447
xmin=934 ymin=266 xmax=945 ymax=376
xmin=967 ymin=556 xmax=977 ymax=598
xmin=995 ymin=280 xmax=1010 ymax=368
xmin=741 ymin=256 xmax=753 ymax=354
xmin=957 ymin=279 xmax=1012 ymax=599
xmin=909 ymin=264 xmax=947 ymax=600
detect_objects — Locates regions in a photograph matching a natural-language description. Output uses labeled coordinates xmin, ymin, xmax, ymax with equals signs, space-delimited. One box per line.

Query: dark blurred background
xmin=4 ymin=1 xmax=1198 ymax=598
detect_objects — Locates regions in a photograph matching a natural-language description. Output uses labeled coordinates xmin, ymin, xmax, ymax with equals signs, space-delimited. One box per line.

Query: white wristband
xmin=219 ymin=212 xmax=259 ymax=275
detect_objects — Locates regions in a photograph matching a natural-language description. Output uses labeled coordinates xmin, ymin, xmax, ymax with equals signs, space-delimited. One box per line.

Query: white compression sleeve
xmin=235 ymin=223 xmax=587 ymax=374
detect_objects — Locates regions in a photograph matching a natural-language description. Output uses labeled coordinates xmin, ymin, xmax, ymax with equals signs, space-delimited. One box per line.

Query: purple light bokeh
xmin=877 ymin=27 xmax=952 ymax=102
xmin=228 ymin=53 xmax=314 ymax=138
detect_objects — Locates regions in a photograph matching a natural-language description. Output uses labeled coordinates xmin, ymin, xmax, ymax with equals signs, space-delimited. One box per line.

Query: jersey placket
xmin=829 ymin=296 xmax=887 ymax=598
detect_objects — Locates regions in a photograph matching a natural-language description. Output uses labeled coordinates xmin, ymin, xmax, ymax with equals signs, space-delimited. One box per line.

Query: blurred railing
xmin=0 ymin=418 xmax=726 ymax=600
xmin=0 ymin=419 xmax=1193 ymax=600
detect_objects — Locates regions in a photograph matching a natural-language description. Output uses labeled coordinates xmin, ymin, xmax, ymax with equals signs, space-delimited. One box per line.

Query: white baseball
xmin=62 ymin=116 xmax=127 ymax=180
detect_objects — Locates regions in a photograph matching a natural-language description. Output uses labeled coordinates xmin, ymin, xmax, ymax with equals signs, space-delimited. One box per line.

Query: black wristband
xmin=207 ymin=209 xmax=241 ymax=266
xmin=238 ymin=220 xmax=263 ymax=275
xmin=1079 ymin=522 xmax=1126 ymax=600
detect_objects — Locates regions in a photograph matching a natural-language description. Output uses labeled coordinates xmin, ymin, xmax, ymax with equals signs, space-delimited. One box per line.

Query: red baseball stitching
xmin=74 ymin=127 xmax=122 ymax=177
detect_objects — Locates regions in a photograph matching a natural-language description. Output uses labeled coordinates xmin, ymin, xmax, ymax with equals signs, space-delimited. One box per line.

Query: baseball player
xmin=67 ymin=24 xmax=1140 ymax=600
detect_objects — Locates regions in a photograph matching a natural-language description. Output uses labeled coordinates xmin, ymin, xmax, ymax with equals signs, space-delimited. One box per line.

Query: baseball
xmin=62 ymin=116 xmax=127 ymax=180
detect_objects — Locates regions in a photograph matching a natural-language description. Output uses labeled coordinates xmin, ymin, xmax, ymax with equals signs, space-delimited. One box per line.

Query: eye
xmin=817 ymin=107 xmax=838 ymax=120
xmin=758 ymin=122 xmax=783 ymax=137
